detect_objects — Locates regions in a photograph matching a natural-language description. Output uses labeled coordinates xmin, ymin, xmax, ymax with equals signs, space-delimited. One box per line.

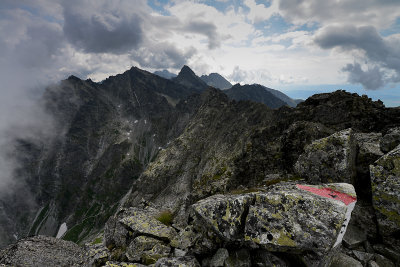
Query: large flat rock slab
xmin=244 ymin=183 xmax=357 ymax=253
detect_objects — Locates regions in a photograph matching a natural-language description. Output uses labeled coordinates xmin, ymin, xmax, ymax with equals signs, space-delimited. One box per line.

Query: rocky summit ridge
xmin=1 ymin=66 xmax=400 ymax=267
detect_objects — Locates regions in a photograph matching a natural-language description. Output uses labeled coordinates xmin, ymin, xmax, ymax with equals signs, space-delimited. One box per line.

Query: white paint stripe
xmin=333 ymin=201 xmax=356 ymax=247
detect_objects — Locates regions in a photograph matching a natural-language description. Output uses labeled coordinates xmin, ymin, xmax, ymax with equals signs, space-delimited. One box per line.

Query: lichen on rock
xmin=370 ymin=144 xmax=400 ymax=250
xmin=295 ymin=128 xmax=356 ymax=184
xmin=126 ymin=236 xmax=170 ymax=264
xmin=118 ymin=207 xmax=177 ymax=242
xmin=192 ymin=194 xmax=254 ymax=241
xmin=244 ymin=183 xmax=357 ymax=253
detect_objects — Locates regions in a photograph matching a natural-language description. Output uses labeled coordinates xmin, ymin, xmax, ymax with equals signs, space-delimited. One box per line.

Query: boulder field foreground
xmin=1 ymin=67 xmax=400 ymax=267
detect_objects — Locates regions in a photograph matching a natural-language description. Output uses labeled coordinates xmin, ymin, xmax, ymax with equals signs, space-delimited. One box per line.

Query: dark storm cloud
xmin=150 ymin=15 xmax=223 ymax=50
xmin=315 ymin=25 xmax=400 ymax=89
xmin=342 ymin=63 xmax=385 ymax=90
xmin=278 ymin=0 xmax=399 ymax=28
xmin=184 ymin=20 xmax=221 ymax=49
xmin=59 ymin=0 xmax=215 ymax=67
xmin=314 ymin=25 xmax=388 ymax=61
xmin=62 ymin=2 xmax=144 ymax=54
xmin=132 ymin=43 xmax=197 ymax=69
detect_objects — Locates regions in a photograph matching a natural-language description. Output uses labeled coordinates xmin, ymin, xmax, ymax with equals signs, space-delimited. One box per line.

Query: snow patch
xmin=56 ymin=222 xmax=68 ymax=239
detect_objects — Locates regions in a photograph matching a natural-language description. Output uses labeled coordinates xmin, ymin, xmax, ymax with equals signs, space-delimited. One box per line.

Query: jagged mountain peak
xmin=66 ymin=75 xmax=81 ymax=82
xmin=200 ymin=72 xmax=232 ymax=90
xmin=172 ymin=65 xmax=208 ymax=92
xmin=179 ymin=65 xmax=195 ymax=75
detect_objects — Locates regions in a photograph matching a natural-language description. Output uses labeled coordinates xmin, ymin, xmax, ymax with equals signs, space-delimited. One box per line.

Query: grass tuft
xmin=155 ymin=210 xmax=174 ymax=226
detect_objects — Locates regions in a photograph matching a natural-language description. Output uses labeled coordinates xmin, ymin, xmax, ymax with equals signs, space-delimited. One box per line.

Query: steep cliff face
xmin=0 ymin=67 xmax=202 ymax=247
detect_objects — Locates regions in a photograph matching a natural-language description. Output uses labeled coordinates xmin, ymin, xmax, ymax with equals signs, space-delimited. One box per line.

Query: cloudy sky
xmin=1 ymin=0 xmax=400 ymax=105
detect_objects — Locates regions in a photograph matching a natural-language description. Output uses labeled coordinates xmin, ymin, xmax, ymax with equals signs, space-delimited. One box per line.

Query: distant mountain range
xmin=154 ymin=69 xmax=177 ymax=79
xmin=155 ymin=66 xmax=302 ymax=108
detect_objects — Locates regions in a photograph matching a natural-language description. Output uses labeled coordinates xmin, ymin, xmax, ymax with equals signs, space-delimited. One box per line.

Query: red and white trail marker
xmin=296 ymin=184 xmax=357 ymax=248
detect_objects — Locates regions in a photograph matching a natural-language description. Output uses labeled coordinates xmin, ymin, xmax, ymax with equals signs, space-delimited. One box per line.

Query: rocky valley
xmin=0 ymin=66 xmax=400 ymax=267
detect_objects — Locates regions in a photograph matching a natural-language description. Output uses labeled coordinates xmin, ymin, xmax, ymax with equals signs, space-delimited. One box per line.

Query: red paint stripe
xmin=296 ymin=184 xmax=356 ymax=205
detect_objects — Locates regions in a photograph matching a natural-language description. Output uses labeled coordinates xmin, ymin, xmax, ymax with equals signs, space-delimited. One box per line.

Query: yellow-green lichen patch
xmin=370 ymin=145 xmax=400 ymax=239
xmin=244 ymin=184 xmax=354 ymax=253
xmin=192 ymin=194 xmax=254 ymax=241
xmin=274 ymin=229 xmax=297 ymax=247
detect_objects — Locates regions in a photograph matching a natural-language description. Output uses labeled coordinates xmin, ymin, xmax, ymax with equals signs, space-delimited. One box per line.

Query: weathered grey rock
xmin=353 ymin=251 xmax=374 ymax=265
xmin=280 ymin=121 xmax=334 ymax=171
xmin=192 ymin=194 xmax=254 ymax=241
xmin=251 ymin=249 xmax=288 ymax=267
xmin=169 ymin=222 xmax=218 ymax=256
xmin=126 ymin=236 xmax=170 ymax=264
xmin=329 ymin=253 xmax=363 ymax=267
xmin=105 ymin=206 xmax=177 ymax=263
xmin=295 ymin=128 xmax=356 ymax=184
xmin=354 ymin=132 xmax=383 ymax=201
xmin=343 ymin=225 xmax=367 ymax=249
xmin=365 ymin=241 xmax=375 ymax=254
xmin=209 ymin=248 xmax=229 ymax=267
xmin=297 ymin=250 xmax=338 ymax=267
xmin=173 ymin=248 xmax=186 ymax=257
xmin=348 ymin=203 xmax=378 ymax=240
xmin=170 ymin=225 xmax=198 ymax=249
xmin=103 ymin=261 xmax=148 ymax=267
xmin=0 ymin=235 xmax=85 ymax=267
xmin=368 ymin=261 xmax=380 ymax=267
xmin=86 ymin=242 xmax=110 ymax=266
xmin=356 ymin=133 xmax=384 ymax=159
xmin=104 ymin=212 xmax=131 ymax=249
xmin=119 ymin=207 xmax=177 ymax=242
xmin=380 ymin=127 xmax=400 ymax=153
xmin=244 ymin=183 xmax=357 ymax=253
xmin=154 ymin=256 xmax=201 ymax=267
xmin=224 ymin=249 xmax=251 ymax=267
xmin=373 ymin=244 xmax=400 ymax=265
xmin=374 ymin=254 xmax=395 ymax=267
xmin=370 ymin=145 xmax=400 ymax=249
